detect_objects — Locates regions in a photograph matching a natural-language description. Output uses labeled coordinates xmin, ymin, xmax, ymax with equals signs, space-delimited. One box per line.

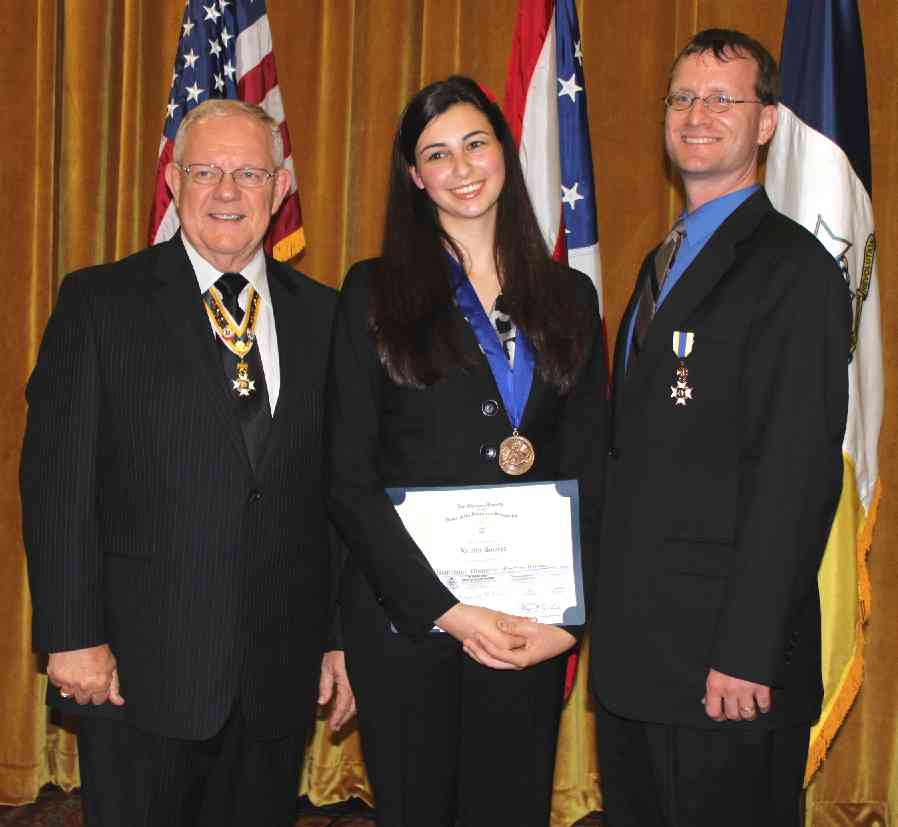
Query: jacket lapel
xmin=610 ymin=261 xmax=644 ymax=433
xmin=620 ymin=189 xmax=773 ymax=406
xmin=149 ymin=236 xmax=252 ymax=469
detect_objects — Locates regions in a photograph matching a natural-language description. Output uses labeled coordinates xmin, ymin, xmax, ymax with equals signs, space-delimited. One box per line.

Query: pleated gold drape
xmin=2 ymin=2 xmax=896 ymax=825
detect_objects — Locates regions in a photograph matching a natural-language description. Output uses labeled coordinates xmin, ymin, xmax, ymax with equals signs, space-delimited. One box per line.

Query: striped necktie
xmin=630 ymin=219 xmax=685 ymax=367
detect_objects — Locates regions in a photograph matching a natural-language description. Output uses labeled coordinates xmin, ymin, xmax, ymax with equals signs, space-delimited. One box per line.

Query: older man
xmin=589 ymin=29 xmax=849 ymax=826
xmin=21 ymin=100 xmax=352 ymax=826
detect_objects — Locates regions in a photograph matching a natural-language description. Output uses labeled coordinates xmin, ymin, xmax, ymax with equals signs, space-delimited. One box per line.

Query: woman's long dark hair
xmin=371 ymin=75 xmax=593 ymax=392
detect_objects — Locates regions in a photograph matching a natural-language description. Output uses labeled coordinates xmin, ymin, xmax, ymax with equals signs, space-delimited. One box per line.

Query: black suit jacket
xmin=328 ymin=259 xmax=608 ymax=638
xmin=590 ymin=190 xmax=850 ymax=729
xmin=21 ymin=236 xmax=336 ymax=740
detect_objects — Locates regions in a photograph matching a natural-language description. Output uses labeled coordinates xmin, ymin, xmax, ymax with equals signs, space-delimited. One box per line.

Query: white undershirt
xmin=181 ymin=235 xmax=280 ymax=414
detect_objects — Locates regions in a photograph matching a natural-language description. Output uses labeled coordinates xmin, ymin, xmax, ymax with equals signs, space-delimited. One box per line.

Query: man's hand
xmin=47 ymin=644 xmax=124 ymax=706
xmin=318 ymin=650 xmax=356 ymax=732
xmin=702 ymin=668 xmax=770 ymax=721
xmin=434 ymin=604 xmax=528 ymax=669
xmin=464 ymin=618 xmax=577 ymax=670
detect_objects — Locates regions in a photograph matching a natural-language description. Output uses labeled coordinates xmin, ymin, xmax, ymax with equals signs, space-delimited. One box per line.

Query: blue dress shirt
xmin=625 ymin=184 xmax=760 ymax=367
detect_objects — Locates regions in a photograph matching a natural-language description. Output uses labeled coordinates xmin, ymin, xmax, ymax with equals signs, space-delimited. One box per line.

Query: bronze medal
xmin=498 ymin=431 xmax=535 ymax=476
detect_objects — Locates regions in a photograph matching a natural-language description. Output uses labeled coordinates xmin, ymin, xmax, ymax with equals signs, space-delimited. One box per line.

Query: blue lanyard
xmin=447 ymin=257 xmax=535 ymax=431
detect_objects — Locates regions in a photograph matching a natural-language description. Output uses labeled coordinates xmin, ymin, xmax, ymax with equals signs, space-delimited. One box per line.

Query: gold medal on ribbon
xmin=499 ymin=430 xmax=535 ymax=476
xmin=204 ymin=287 xmax=262 ymax=398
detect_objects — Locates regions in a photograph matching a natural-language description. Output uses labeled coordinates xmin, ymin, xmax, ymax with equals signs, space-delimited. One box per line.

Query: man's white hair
xmin=173 ymin=99 xmax=284 ymax=167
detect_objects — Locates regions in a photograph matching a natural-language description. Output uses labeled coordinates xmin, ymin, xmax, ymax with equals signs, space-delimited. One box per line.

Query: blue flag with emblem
xmin=765 ymin=0 xmax=882 ymax=785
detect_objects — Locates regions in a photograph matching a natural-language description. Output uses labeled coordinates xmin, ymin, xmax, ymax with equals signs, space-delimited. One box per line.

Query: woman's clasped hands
xmin=436 ymin=603 xmax=577 ymax=670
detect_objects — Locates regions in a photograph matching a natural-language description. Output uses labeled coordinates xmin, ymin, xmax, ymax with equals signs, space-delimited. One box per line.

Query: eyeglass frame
xmin=176 ymin=162 xmax=278 ymax=188
xmin=663 ymin=93 xmax=766 ymax=114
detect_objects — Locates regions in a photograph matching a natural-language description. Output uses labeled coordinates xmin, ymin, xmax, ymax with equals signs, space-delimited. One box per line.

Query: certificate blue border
xmin=386 ymin=479 xmax=585 ymax=626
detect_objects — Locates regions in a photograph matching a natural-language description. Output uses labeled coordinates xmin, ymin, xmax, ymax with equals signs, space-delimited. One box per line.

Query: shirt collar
xmin=680 ymin=184 xmax=760 ymax=250
xmin=180 ymin=234 xmax=270 ymax=306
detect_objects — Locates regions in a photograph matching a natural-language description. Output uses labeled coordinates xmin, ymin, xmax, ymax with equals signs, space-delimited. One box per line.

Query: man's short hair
xmin=173 ymin=99 xmax=285 ymax=167
xmin=670 ymin=28 xmax=779 ymax=105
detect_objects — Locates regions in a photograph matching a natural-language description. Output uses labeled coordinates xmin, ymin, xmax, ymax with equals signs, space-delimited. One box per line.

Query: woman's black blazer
xmin=328 ymin=258 xmax=608 ymax=637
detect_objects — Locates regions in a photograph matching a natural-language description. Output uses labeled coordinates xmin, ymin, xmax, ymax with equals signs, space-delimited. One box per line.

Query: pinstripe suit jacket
xmin=21 ymin=236 xmax=336 ymax=740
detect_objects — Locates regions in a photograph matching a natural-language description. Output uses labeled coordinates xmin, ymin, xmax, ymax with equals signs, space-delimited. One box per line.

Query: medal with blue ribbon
xmin=448 ymin=256 xmax=536 ymax=475
xmin=670 ymin=330 xmax=694 ymax=406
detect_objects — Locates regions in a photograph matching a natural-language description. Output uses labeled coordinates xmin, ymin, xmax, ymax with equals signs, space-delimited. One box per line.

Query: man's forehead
xmin=182 ymin=115 xmax=271 ymax=153
xmin=670 ymin=49 xmax=758 ymax=87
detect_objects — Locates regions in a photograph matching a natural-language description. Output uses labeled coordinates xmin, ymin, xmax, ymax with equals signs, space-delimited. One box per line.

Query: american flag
xmin=148 ymin=0 xmax=305 ymax=260
xmin=504 ymin=0 xmax=603 ymax=704
xmin=504 ymin=0 xmax=602 ymax=316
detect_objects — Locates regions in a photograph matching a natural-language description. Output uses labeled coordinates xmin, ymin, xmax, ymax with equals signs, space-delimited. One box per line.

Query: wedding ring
xmin=740 ymin=706 xmax=754 ymax=715
xmin=60 ymin=691 xmax=71 ymax=698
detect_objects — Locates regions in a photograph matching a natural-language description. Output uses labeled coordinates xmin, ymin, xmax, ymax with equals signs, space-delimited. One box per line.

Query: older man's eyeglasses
xmin=177 ymin=163 xmax=276 ymax=188
xmin=663 ymin=93 xmax=764 ymax=113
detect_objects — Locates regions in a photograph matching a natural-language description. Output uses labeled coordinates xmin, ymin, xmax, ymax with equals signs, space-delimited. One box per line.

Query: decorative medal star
xmin=233 ymin=377 xmax=256 ymax=397
xmin=670 ymin=381 xmax=693 ymax=406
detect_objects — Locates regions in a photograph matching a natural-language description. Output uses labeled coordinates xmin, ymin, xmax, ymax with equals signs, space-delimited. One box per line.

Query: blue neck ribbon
xmin=447 ymin=256 xmax=535 ymax=431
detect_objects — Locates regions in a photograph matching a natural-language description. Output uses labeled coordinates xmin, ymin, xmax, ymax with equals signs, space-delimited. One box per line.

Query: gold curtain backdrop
xmin=2 ymin=2 xmax=896 ymax=824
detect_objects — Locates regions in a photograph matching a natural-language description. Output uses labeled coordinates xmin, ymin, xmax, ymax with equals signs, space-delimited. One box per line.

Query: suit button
xmin=480 ymin=443 xmax=498 ymax=461
xmin=248 ymin=489 xmax=262 ymax=504
xmin=608 ymin=447 xmax=618 ymax=459
xmin=481 ymin=399 xmax=499 ymax=416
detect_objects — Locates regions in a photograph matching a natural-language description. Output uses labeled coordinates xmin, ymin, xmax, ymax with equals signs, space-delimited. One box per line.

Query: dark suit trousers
xmin=77 ymin=707 xmax=305 ymax=827
xmin=345 ymin=607 xmax=566 ymax=827
xmin=595 ymin=702 xmax=808 ymax=827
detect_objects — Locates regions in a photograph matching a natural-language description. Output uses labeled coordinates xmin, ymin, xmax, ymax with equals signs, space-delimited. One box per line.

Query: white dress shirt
xmin=181 ymin=235 xmax=281 ymax=414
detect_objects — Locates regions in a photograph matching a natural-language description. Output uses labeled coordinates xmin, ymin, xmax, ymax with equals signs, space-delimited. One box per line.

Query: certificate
xmin=387 ymin=479 xmax=584 ymax=626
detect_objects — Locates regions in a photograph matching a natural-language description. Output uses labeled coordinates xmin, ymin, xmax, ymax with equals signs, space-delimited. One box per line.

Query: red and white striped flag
xmin=148 ymin=0 xmax=305 ymax=261
xmin=504 ymin=0 xmax=604 ymax=711
xmin=504 ymin=0 xmax=602 ymax=315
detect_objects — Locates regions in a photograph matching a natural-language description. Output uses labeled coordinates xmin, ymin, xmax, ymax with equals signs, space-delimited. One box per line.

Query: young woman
xmin=328 ymin=76 xmax=607 ymax=826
